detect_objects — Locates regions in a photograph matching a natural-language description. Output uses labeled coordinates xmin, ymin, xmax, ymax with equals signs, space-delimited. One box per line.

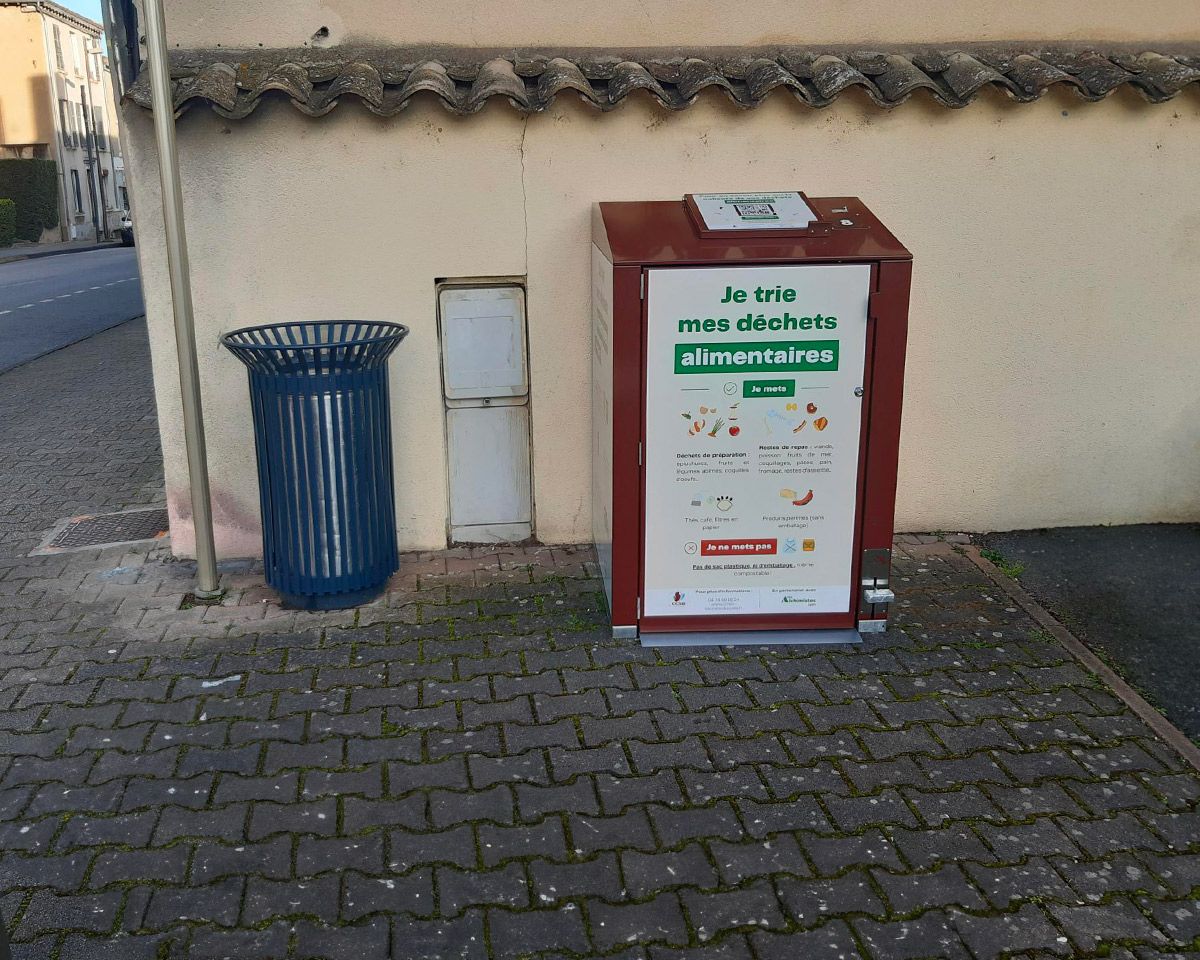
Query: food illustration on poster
xmin=643 ymin=264 xmax=871 ymax=618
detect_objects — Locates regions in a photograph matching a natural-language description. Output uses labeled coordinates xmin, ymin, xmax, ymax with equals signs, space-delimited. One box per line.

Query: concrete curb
xmin=0 ymin=313 xmax=146 ymax=377
xmin=0 ymin=241 xmax=121 ymax=265
xmin=958 ymin=541 xmax=1200 ymax=774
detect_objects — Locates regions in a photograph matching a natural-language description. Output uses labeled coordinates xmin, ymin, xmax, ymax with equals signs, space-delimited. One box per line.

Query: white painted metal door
xmin=440 ymin=286 xmax=528 ymax=400
xmin=446 ymin=406 xmax=532 ymax=541
xmin=438 ymin=284 xmax=532 ymax=543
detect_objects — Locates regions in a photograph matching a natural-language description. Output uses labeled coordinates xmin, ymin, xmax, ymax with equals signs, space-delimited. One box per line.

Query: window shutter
xmin=53 ymin=25 xmax=64 ymax=70
xmin=62 ymin=100 xmax=77 ymax=149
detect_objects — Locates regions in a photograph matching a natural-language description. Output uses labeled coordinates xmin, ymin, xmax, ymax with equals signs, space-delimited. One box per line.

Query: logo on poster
xmin=672 ymin=592 xmax=686 ymax=606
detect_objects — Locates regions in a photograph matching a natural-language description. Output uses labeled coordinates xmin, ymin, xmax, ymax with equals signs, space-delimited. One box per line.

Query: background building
xmin=110 ymin=1 xmax=1200 ymax=558
xmin=0 ymin=0 xmax=126 ymax=241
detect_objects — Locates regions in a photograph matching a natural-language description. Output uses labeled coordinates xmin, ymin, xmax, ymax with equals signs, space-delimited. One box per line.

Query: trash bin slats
xmin=222 ymin=321 xmax=408 ymax=609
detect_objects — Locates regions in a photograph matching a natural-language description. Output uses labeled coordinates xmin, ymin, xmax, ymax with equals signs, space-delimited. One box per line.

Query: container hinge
xmin=868 ymin=289 xmax=883 ymax=322
xmin=857 ymin=546 xmax=893 ymax=632
xmin=640 ymin=273 xmax=645 ymax=300
xmin=638 ymin=442 xmax=643 ymax=466
xmin=636 ymin=597 xmax=641 ymax=619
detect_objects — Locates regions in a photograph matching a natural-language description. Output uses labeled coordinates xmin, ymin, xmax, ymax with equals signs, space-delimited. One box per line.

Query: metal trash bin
xmin=221 ymin=321 xmax=409 ymax=609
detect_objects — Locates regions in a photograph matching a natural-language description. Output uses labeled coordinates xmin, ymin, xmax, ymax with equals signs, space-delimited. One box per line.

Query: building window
xmin=57 ymin=99 xmax=78 ymax=150
xmin=52 ymin=25 xmax=64 ymax=70
xmin=78 ymin=103 xmax=89 ymax=150
xmin=58 ymin=100 xmax=71 ymax=148
xmin=70 ymin=170 xmax=83 ymax=213
xmin=93 ymin=108 xmax=106 ymax=150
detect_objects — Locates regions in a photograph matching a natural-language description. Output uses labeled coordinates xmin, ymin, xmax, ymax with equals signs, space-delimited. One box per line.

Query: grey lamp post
xmin=131 ymin=0 xmax=221 ymax=597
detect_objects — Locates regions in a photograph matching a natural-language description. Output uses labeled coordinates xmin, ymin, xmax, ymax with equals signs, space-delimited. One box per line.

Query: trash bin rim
xmin=220 ymin=320 xmax=409 ymax=352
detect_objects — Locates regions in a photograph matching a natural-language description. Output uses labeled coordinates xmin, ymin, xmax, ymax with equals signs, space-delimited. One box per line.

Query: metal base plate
xmin=450 ymin=522 xmax=532 ymax=544
xmin=278 ymin=582 xmax=388 ymax=611
xmin=641 ymin=628 xmax=861 ymax=648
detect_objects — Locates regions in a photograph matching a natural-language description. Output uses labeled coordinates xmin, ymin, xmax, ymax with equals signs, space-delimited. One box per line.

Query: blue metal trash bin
xmin=221 ymin=321 xmax=409 ymax=609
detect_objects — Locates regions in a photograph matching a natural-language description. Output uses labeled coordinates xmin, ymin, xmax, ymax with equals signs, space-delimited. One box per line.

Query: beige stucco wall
xmin=0 ymin=7 xmax=54 ymax=147
xmin=161 ymin=0 xmax=1200 ymax=48
xmin=124 ymin=81 xmax=1200 ymax=556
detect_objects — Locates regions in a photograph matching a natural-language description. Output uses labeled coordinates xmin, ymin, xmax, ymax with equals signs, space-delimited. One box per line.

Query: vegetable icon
xmin=708 ymin=419 xmax=725 ymax=437
xmin=728 ymin=426 xmax=740 ymax=437
xmin=792 ymin=489 xmax=814 ymax=506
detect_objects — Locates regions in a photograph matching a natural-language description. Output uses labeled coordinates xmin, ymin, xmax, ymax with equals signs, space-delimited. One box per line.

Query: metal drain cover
xmin=37 ymin=508 xmax=169 ymax=554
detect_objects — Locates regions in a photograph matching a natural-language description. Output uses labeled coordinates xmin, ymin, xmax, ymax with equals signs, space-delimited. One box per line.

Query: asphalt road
xmin=983 ymin=524 xmax=1200 ymax=739
xmin=0 ymin=247 xmax=143 ymax=373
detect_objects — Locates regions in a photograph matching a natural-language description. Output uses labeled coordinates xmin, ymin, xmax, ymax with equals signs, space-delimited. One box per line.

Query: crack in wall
xmin=518 ymin=115 xmax=530 ymax=275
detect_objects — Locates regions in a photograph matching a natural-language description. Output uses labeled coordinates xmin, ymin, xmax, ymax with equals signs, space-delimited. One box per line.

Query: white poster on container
xmin=643 ymin=264 xmax=870 ymax=618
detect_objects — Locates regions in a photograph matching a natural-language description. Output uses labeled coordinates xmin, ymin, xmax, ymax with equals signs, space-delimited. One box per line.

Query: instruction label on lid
xmin=691 ymin=192 xmax=817 ymax=231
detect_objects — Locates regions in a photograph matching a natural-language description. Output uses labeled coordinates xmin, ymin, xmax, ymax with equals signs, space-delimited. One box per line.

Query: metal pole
xmin=79 ymin=66 xmax=105 ymax=240
xmin=141 ymin=0 xmax=220 ymax=597
xmin=81 ymin=42 xmax=111 ymax=241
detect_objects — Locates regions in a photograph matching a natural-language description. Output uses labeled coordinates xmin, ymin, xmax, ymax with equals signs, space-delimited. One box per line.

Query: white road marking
xmin=39 ymin=298 xmax=53 ymax=303
xmin=90 ymin=286 xmax=101 ymax=290
xmin=56 ymin=293 xmax=71 ymax=299
xmin=0 ymin=310 xmax=9 ymax=316
xmin=72 ymin=289 xmax=84 ymax=294
xmin=17 ymin=304 xmax=33 ymax=309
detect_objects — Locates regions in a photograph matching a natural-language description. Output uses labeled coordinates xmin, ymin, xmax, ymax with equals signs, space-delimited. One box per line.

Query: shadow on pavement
xmin=981 ymin=524 xmax=1200 ymax=739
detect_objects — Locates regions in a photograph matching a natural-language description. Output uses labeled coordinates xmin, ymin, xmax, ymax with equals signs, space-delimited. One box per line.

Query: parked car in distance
xmin=119 ymin=212 xmax=134 ymax=246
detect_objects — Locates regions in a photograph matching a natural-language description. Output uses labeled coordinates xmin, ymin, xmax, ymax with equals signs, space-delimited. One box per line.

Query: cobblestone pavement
xmin=1 ymin=324 xmax=1198 ymax=959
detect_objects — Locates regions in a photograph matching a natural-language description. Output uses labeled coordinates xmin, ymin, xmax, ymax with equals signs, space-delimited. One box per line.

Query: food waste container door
xmin=221 ymin=321 xmax=409 ymax=609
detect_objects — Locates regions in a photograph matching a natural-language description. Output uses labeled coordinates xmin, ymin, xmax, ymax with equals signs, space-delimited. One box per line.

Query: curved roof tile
xmin=126 ymin=45 xmax=1200 ymax=119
